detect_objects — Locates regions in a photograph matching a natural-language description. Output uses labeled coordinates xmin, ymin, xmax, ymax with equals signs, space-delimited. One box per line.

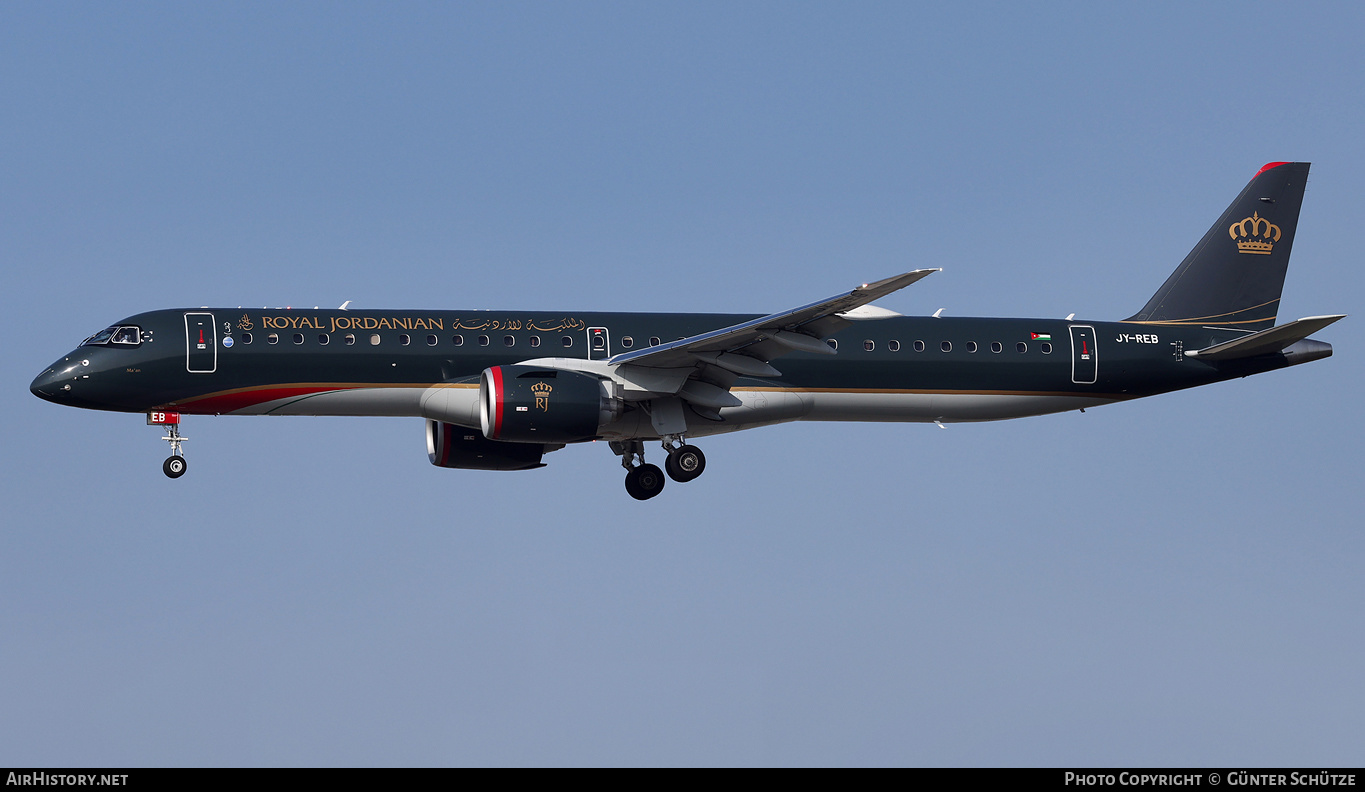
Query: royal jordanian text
xmin=258 ymin=315 xmax=447 ymax=333
xmin=6 ymin=774 xmax=128 ymax=786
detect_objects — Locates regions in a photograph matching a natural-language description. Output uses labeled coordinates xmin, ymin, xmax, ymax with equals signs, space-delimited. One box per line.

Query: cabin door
xmin=1069 ymin=325 xmax=1097 ymax=384
xmin=185 ymin=312 xmax=217 ymax=373
xmin=587 ymin=326 xmax=610 ymax=361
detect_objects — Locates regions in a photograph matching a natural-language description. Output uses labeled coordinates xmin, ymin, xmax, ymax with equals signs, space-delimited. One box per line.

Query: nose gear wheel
xmin=163 ymin=456 xmax=187 ymax=478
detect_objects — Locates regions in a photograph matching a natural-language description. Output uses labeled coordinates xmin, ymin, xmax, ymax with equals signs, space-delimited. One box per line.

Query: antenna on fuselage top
xmin=932 ymin=308 xmax=944 ymax=318
xmin=339 ymin=301 xmax=351 ymax=311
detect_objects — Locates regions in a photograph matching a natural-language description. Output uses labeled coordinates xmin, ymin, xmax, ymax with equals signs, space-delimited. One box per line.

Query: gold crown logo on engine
xmin=531 ymin=381 xmax=553 ymax=411
xmin=1229 ymin=211 xmax=1281 ymax=255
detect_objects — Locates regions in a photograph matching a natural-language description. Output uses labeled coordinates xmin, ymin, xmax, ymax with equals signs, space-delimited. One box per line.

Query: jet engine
xmin=426 ymin=420 xmax=550 ymax=471
xmin=480 ymin=365 xmax=622 ymax=443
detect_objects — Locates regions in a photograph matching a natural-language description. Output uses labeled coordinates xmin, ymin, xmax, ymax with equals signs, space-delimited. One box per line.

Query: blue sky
xmin=3 ymin=2 xmax=1362 ymax=766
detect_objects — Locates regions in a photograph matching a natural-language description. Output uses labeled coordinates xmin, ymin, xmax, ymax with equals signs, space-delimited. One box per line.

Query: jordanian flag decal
xmin=1030 ymin=333 xmax=1051 ymax=341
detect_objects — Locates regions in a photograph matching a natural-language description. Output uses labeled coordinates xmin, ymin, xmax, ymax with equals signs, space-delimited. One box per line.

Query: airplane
xmin=30 ymin=162 xmax=1343 ymax=500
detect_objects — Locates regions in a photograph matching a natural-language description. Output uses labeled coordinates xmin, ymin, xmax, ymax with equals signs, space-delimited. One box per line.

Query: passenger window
xmin=318 ymin=334 xmax=329 ymax=345
xmin=940 ymin=341 xmax=952 ymax=352
xmin=966 ymin=341 xmax=978 ymax=353
xmin=293 ymin=333 xmax=304 ymax=345
xmin=503 ymin=335 xmax=515 ymax=347
xmin=1016 ymin=342 xmax=1028 ymax=353
xmin=427 ymin=335 xmax=438 ymax=346
xmin=399 ymin=334 xmax=411 ymax=346
xmin=621 ymin=337 xmax=634 ymax=348
xmin=649 ymin=337 xmax=660 ymax=346
xmin=991 ymin=341 xmax=1002 ymax=353
xmin=913 ymin=340 xmax=925 ymax=352
xmin=344 ymin=334 xmax=355 ymax=346
xmin=1041 ymin=342 xmax=1053 ymax=354
xmin=268 ymin=333 xmax=279 ymax=345
xmin=863 ymin=340 xmax=874 ymax=351
xmin=593 ymin=335 xmax=606 ymax=350
xmin=827 ymin=339 xmax=838 ymax=351
xmin=369 ymin=334 xmax=381 ymax=345
xmin=452 ymin=335 xmax=463 ymax=346
xmin=529 ymin=336 xmax=541 ymax=348
xmin=478 ymin=335 xmax=490 ymax=346
xmin=888 ymin=340 xmax=900 ymax=352
xmin=241 ymin=332 xmax=253 ymax=345
xmin=561 ymin=336 xmax=573 ymax=348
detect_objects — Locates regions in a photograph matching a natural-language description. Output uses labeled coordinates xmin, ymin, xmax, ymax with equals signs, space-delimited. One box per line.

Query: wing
xmin=608 ymin=269 xmax=939 ymax=371
xmin=512 ymin=270 xmax=938 ymax=427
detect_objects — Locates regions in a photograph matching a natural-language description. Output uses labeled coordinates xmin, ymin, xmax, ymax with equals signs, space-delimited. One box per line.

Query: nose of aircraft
xmin=30 ymin=355 xmax=90 ymax=404
xmin=31 ymin=362 xmax=71 ymax=402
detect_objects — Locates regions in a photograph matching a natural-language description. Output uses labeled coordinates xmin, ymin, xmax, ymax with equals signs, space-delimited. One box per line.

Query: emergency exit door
xmin=1069 ymin=325 xmax=1097 ymax=384
xmin=185 ymin=312 xmax=217 ymax=373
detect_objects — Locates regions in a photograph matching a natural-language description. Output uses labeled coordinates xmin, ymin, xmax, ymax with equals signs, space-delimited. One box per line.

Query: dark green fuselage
xmin=31 ymin=306 xmax=1299 ymax=429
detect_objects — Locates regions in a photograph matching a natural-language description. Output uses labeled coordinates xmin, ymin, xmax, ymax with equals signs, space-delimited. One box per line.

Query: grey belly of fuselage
xmin=231 ymin=383 xmax=1117 ymax=439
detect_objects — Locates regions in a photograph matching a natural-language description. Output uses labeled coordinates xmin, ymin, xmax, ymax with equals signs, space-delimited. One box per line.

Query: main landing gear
xmin=610 ymin=437 xmax=708 ymax=500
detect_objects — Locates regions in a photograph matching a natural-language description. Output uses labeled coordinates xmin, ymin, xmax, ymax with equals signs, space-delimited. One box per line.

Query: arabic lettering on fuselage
xmin=251 ymin=315 xmax=587 ymax=334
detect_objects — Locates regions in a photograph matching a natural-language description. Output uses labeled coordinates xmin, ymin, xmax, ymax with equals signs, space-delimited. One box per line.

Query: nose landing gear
xmin=148 ymin=412 xmax=188 ymax=479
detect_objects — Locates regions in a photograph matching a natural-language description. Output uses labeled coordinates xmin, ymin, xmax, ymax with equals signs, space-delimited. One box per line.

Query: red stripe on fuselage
xmin=174 ymin=385 xmax=354 ymax=414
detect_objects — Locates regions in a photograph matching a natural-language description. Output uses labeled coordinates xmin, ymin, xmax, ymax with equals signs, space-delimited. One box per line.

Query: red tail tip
xmin=1255 ymin=162 xmax=1291 ymax=177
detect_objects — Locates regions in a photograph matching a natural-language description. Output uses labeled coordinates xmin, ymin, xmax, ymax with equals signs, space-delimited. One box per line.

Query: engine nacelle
xmin=427 ymin=420 xmax=548 ymax=471
xmin=480 ymin=365 xmax=621 ymax=443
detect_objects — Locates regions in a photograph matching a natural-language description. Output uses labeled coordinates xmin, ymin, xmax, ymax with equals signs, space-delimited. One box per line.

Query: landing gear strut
xmin=149 ymin=412 xmax=188 ymax=479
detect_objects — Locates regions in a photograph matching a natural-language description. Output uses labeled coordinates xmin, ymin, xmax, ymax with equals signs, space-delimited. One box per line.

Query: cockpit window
xmin=82 ymin=327 xmax=117 ymax=346
xmin=111 ymin=327 xmax=141 ymax=345
xmin=82 ymin=325 xmax=141 ymax=347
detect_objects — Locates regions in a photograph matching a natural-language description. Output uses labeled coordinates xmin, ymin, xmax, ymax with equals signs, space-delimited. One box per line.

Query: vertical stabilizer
xmin=1127 ymin=162 xmax=1310 ymax=332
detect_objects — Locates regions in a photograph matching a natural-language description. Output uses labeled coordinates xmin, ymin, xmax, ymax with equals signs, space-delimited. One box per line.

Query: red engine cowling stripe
xmin=491 ymin=366 xmax=505 ymax=439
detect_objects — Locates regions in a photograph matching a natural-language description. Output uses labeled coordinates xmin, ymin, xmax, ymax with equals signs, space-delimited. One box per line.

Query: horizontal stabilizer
xmin=1186 ymin=315 xmax=1345 ymax=360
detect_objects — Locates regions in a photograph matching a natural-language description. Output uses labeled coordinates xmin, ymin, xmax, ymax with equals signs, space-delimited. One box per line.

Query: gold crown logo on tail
xmin=1229 ymin=211 xmax=1281 ymax=255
